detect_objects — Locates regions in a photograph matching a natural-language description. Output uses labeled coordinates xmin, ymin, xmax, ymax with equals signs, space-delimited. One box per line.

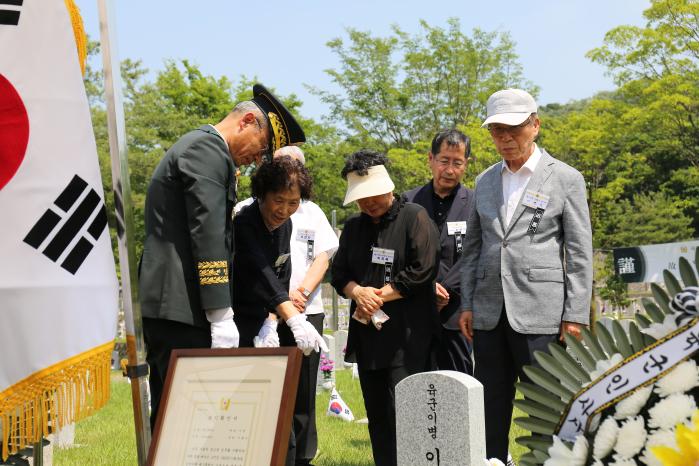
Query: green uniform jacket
xmin=139 ymin=125 xmax=237 ymax=329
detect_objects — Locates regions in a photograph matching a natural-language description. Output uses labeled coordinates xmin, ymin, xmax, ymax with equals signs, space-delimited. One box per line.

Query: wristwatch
xmin=298 ymin=286 xmax=312 ymax=299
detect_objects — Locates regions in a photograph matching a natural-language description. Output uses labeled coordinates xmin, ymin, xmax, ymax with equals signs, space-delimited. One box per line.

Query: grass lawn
xmin=54 ymin=370 xmax=528 ymax=465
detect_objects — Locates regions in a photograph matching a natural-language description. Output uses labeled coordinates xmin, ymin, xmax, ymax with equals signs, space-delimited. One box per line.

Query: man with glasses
xmin=139 ymin=84 xmax=306 ymax=428
xmin=402 ymin=129 xmax=474 ymax=375
xmin=458 ymin=89 xmax=593 ymax=462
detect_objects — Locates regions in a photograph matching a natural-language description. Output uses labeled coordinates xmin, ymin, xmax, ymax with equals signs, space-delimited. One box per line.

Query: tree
xmin=598 ymin=273 xmax=631 ymax=315
xmin=309 ymin=18 xmax=535 ymax=149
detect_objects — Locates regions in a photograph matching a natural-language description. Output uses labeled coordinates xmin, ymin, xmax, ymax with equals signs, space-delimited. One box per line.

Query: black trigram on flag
xmin=24 ymin=174 xmax=109 ymax=274
xmin=0 ymin=0 xmax=22 ymax=26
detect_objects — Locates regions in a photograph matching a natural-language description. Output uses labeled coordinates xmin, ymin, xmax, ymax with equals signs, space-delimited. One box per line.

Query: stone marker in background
xmin=396 ymin=370 xmax=485 ymax=466
xmin=333 ymin=330 xmax=348 ymax=365
xmin=317 ymin=334 xmax=336 ymax=390
xmin=323 ymin=334 xmax=336 ymax=364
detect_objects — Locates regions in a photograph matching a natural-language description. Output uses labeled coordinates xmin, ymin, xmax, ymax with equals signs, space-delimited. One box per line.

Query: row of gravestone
xmin=317 ymin=329 xmax=487 ymax=464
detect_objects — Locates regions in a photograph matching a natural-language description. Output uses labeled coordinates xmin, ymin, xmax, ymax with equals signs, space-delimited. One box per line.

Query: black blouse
xmin=232 ymin=200 xmax=291 ymax=330
xmin=331 ymin=197 xmax=441 ymax=372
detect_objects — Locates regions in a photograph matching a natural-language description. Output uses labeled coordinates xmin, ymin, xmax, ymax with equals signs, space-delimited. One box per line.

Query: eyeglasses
xmin=434 ymin=157 xmax=466 ymax=169
xmin=487 ymin=116 xmax=533 ymax=138
xmin=253 ymin=117 xmax=270 ymax=157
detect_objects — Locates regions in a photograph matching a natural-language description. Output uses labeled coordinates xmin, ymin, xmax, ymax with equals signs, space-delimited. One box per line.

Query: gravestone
xmin=323 ymin=334 xmax=336 ymax=363
xmin=317 ymin=334 xmax=336 ymax=390
xmin=333 ymin=330 xmax=348 ymax=366
xmin=396 ymin=370 xmax=485 ymax=466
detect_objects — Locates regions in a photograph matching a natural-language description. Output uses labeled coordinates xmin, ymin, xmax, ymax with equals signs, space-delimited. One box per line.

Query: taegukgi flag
xmin=0 ymin=0 xmax=118 ymax=458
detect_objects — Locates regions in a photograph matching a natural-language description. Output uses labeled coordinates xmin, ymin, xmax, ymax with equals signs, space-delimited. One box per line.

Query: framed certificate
xmin=147 ymin=347 xmax=303 ymax=466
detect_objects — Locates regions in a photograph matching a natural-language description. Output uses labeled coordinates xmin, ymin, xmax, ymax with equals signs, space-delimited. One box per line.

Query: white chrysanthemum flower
xmin=641 ymin=314 xmax=679 ymax=340
xmin=613 ymin=416 xmax=647 ymax=458
xmin=589 ymin=353 xmax=624 ymax=381
xmin=593 ymin=416 xmax=619 ymax=459
xmin=648 ymin=393 xmax=696 ymax=429
xmin=544 ymin=435 xmax=588 ymax=466
xmin=639 ymin=428 xmax=677 ymax=466
xmin=591 ymin=460 xmax=603 ymax=466
xmin=655 ymin=360 xmax=699 ymax=397
xmin=614 ymin=385 xmax=653 ymax=419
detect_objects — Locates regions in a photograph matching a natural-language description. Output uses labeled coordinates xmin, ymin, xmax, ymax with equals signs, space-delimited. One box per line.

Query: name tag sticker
xmin=447 ymin=221 xmax=467 ymax=235
xmin=371 ymin=247 xmax=395 ymax=265
xmin=274 ymin=253 xmax=290 ymax=268
xmin=296 ymin=229 xmax=315 ymax=242
xmin=522 ymin=190 xmax=550 ymax=210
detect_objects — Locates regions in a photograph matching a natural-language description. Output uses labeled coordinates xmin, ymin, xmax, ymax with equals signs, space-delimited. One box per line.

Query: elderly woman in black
xmin=232 ymin=156 xmax=327 ymax=353
xmin=331 ymin=150 xmax=441 ymax=466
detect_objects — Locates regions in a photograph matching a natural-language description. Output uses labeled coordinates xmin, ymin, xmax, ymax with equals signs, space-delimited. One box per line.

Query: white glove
xmin=253 ymin=318 xmax=280 ymax=348
xmin=206 ymin=307 xmax=239 ymax=348
xmin=286 ymin=313 xmax=329 ymax=356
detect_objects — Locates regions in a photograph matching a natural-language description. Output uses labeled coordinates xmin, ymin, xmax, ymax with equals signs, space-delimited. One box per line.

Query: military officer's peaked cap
xmin=252 ymin=83 xmax=306 ymax=155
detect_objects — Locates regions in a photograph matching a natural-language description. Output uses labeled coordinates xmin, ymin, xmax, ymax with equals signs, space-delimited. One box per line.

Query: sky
xmin=74 ymin=0 xmax=650 ymax=121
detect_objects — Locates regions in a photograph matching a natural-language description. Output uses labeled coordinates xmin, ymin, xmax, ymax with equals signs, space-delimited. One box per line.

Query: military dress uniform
xmin=140 ymin=124 xmax=237 ymax=426
xmin=138 ymin=84 xmax=307 ymax=428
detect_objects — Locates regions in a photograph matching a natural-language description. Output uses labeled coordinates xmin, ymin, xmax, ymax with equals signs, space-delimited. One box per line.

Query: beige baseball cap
xmin=482 ymin=89 xmax=537 ymax=127
xmin=343 ymin=164 xmax=395 ymax=205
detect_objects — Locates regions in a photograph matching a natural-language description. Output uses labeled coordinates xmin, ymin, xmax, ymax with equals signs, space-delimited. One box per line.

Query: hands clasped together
xmin=350 ymin=286 xmax=384 ymax=321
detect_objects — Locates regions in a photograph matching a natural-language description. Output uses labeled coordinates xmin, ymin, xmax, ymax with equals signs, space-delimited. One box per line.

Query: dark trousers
xmin=357 ymin=366 xmax=411 ymax=466
xmin=436 ymin=327 xmax=473 ymax=375
xmin=473 ymin=311 xmax=559 ymax=461
xmin=273 ymin=314 xmax=324 ymax=466
xmin=142 ymin=317 xmax=211 ymax=429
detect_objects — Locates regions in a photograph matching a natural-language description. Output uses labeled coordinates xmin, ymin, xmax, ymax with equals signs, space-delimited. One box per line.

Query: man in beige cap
xmin=458 ymin=89 xmax=593 ymax=462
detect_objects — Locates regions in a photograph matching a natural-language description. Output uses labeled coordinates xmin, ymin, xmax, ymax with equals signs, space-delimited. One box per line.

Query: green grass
xmin=53 ymin=371 xmax=529 ymax=465
xmin=54 ymin=374 xmax=137 ymax=465
xmin=315 ymin=370 xmax=373 ymax=465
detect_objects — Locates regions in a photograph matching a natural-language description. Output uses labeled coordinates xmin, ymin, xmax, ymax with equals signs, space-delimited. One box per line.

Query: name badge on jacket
xmin=446 ymin=221 xmax=466 ymax=235
xmin=297 ymin=229 xmax=315 ymax=261
xmin=522 ymin=190 xmax=550 ymax=210
xmin=372 ymin=247 xmax=395 ymax=284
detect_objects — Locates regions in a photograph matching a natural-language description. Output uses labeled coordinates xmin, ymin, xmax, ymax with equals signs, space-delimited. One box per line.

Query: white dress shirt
xmin=234 ymin=198 xmax=339 ymax=315
xmin=501 ymin=144 xmax=542 ymax=227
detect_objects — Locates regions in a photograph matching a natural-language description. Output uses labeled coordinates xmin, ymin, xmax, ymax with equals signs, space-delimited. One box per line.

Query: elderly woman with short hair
xmin=232 ymin=155 xmax=327 ymax=356
xmin=331 ymin=149 xmax=441 ymax=466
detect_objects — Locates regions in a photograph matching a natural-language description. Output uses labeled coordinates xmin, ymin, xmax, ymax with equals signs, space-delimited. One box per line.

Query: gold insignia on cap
xmin=268 ymin=112 xmax=287 ymax=152
xmin=198 ymin=260 xmax=228 ymax=285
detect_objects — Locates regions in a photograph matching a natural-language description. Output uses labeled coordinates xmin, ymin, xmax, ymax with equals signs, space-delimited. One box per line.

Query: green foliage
xmin=310 ymin=18 xmax=535 ymax=148
xmin=598 ymin=273 xmax=631 ymax=313
xmin=87 ymin=4 xmax=697 ymax=282
xmin=541 ymin=0 xmax=699 ymax=248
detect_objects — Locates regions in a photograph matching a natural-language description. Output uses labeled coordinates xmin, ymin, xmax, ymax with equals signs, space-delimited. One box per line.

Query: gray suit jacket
xmin=459 ymin=149 xmax=592 ymax=334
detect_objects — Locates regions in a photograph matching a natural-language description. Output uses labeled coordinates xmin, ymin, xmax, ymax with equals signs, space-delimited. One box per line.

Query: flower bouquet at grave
xmin=512 ymin=252 xmax=699 ymax=466
xmin=320 ymin=353 xmax=335 ymax=390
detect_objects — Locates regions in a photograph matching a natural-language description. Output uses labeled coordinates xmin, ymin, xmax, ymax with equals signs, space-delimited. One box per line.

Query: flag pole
xmin=96 ymin=0 xmax=151 ymax=464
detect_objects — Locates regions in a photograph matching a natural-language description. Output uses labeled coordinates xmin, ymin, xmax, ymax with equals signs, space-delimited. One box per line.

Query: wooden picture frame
xmin=147 ymin=347 xmax=303 ymax=466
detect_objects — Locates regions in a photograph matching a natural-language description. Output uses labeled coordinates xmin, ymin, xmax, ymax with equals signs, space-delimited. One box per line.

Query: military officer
xmin=139 ymin=84 xmax=306 ymax=428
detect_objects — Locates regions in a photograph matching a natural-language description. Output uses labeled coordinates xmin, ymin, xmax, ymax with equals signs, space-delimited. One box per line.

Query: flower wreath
xmin=514 ymin=254 xmax=699 ymax=466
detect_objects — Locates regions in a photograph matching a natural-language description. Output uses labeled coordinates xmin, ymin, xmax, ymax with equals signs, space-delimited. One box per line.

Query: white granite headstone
xmin=396 ymin=370 xmax=485 ymax=466
xmin=333 ymin=330 xmax=348 ymax=365
xmin=323 ymin=334 xmax=336 ymax=365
